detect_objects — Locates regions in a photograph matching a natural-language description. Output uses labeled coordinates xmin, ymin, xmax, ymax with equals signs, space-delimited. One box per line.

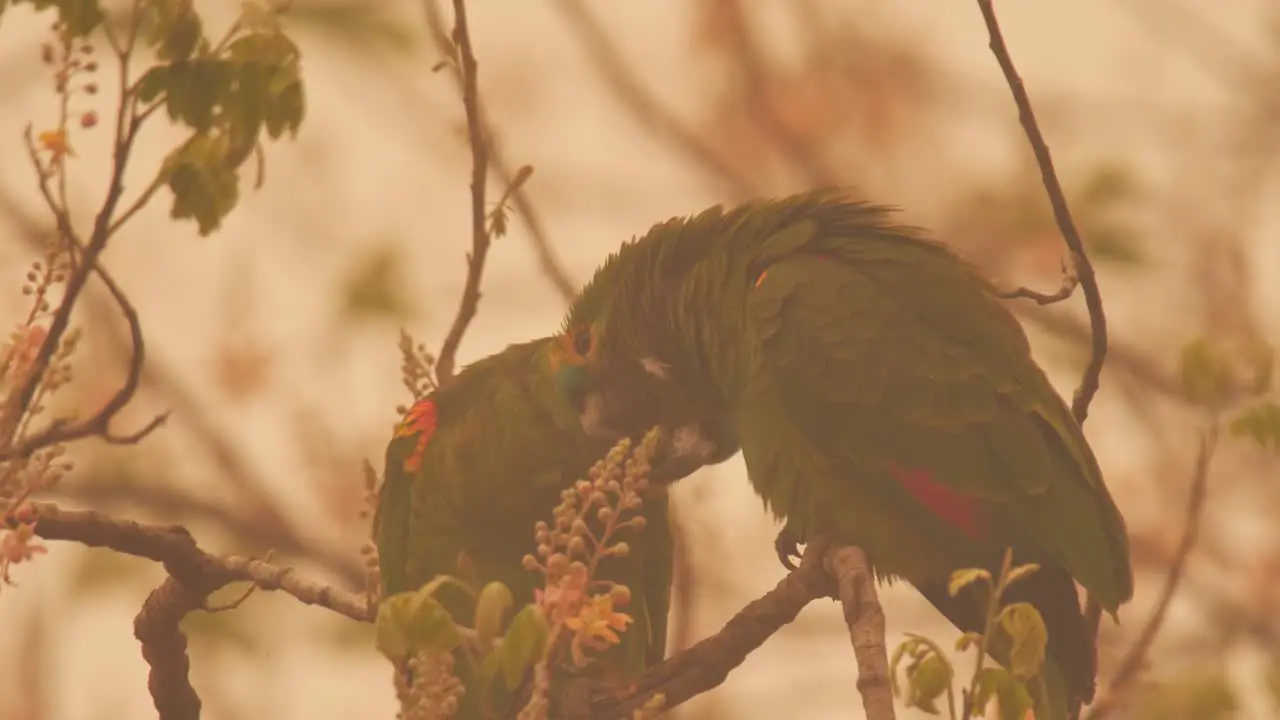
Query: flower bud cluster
xmin=393 ymin=651 xmax=465 ymax=720
xmin=519 ymin=428 xmax=664 ymax=667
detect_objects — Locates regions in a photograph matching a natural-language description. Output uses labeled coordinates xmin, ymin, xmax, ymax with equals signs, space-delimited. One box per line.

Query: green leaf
xmin=904 ymin=652 xmax=952 ymax=714
xmin=1179 ymin=338 xmax=1229 ymax=406
xmin=414 ymin=573 xmax=475 ymax=601
xmin=134 ymin=65 xmax=171 ymax=104
xmin=1228 ymin=402 xmax=1280 ymax=453
xmin=972 ymin=667 xmax=1033 ymax=720
xmin=263 ymin=57 xmax=305 ymax=139
xmin=948 ymin=567 xmax=992 ymax=597
xmin=473 ymin=581 xmax=514 ymax=648
xmin=36 ymin=0 xmax=104 ymax=36
xmin=375 ymin=591 xmax=417 ymax=660
xmin=164 ymin=59 xmax=235 ymax=132
xmin=998 ymin=602 xmax=1047 ymax=679
xmin=494 ymin=605 xmax=549 ymax=690
xmin=159 ymin=6 xmax=202 ymax=61
xmin=374 ymin=588 xmax=461 ymax=661
xmin=955 ymin=631 xmax=983 ymax=653
xmin=1002 ymin=563 xmax=1040 ymax=591
xmin=341 ymin=242 xmax=414 ymax=323
xmin=162 ymin=131 xmax=240 ymax=236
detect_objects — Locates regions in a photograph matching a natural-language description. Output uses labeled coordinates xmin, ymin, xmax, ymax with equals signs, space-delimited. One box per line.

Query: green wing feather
xmin=741 ymin=222 xmax=1132 ymax=610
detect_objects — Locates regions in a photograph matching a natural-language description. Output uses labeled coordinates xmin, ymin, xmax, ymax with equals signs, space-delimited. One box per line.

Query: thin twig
xmin=998 ymin=252 xmax=1081 ymax=305
xmin=822 ymin=541 xmax=895 ymax=720
xmin=2 ymin=1 xmax=156 ymax=458
xmin=974 ymin=0 xmax=1109 ymax=424
xmin=1083 ymin=425 xmax=1219 ymax=720
xmin=423 ymin=1 xmax=577 ymax=309
xmin=554 ymin=0 xmax=759 ymax=199
xmin=2 ymin=253 xmax=167 ymax=460
xmin=497 ymin=155 xmax=576 ymax=302
xmin=430 ymin=0 xmax=492 ymax=385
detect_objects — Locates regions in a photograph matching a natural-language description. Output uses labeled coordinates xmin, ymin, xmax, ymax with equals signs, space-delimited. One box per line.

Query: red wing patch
xmin=394 ymin=398 xmax=438 ymax=473
xmin=889 ymin=464 xmax=984 ymax=540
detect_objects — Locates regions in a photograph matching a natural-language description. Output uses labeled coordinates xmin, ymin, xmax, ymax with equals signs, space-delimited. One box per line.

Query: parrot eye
xmin=571 ymin=328 xmax=594 ymax=358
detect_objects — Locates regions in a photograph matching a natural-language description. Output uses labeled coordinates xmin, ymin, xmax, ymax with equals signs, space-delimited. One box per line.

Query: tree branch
xmin=11 ymin=502 xmax=372 ymax=720
xmin=823 ymin=542 xmax=895 ymax=720
xmin=431 ymin=0 xmax=491 ymax=385
xmin=593 ymin=539 xmax=896 ymax=719
xmin=1083 ymin=425 xmax=1219 ymax=720
xmin=974 ymin=0 xmax=1108 ymax=425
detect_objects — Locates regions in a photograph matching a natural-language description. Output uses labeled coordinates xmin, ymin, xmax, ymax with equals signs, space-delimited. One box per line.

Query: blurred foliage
xmin=285 ymin=0 xmax=418 ymax=55
xmin=340 ymin=240 xmax=416 ymax=325
xmin=1134 ymin=666 xmax=1238 ymax=720
xmin=69 ymin=545 xmax=159 ymax=595
xmin=956 ymin=161 xmax=1145 ymax=267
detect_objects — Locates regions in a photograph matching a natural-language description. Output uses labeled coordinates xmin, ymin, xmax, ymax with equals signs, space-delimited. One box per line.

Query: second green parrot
xmin=375 ymin=336 xmax=699 ymax=716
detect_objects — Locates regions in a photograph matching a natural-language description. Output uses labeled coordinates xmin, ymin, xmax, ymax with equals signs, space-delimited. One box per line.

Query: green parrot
xmin=375 ymin=336 xmax=708 ymax=716
xmin=548 ymin=190 xmax=1134 ymax=720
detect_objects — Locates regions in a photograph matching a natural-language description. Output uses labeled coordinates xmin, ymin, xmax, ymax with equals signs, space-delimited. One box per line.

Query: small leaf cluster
xmin=137 ymin=1 xmax=306 ymax=235
xmin=375 ymin=575 xmax=550 ymax=720
xmin=891 ymin=551 xmax=1047 ymax=720
xmin=1178 ymin=337 xmax=1280 ymax=452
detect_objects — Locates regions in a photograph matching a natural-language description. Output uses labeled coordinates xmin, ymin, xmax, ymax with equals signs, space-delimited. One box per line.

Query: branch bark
xmin=13 ymin=502 xmax=372 ymax=720
xmin=823 ymin=542 xmax=895 ymax=720
xmin=592 ymin=539 xmax=896 ymax=719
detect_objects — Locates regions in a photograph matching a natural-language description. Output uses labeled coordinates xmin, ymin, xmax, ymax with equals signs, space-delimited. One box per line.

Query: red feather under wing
xmin=394 ymin=398 xmax=438 ymax=473
xmin=889 ymin=464 xmax=985 ymax=541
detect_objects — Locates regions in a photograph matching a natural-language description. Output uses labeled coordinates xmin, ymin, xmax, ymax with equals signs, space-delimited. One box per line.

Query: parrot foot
xmin=774 ymin=524 xmax=804 ymax=572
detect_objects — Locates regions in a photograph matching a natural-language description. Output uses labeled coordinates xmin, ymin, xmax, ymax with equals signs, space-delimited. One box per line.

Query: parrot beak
xmin=647 ymin=423 xmax=721 ymax=486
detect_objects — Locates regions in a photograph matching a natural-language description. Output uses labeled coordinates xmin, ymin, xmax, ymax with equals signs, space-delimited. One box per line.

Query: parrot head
xmin=548 ymin=208 xmax=745 ymax=475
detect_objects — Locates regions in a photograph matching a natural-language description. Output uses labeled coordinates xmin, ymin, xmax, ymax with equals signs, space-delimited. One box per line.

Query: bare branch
xmin=1 ymin=250 xmax=167 ymax=460
xmin=11 ymin=502 xmax=372 ymax=719
xmin=822 ymin=542 xmax=895 ymax=720
xmin=2 ymin=1 xmax=156 ymax=457
xmin=998 ymin=252 xmax=1081 ymax=305
xmin=974 ymin=0 xmax=1108 ymax=425
xmin=423 ymin=1 xmax=578 ymax=312
xmin=1083 ymin=425 xmax=1219 ymax=720
xmin=429 ymin=0 xmax=492 ymax=385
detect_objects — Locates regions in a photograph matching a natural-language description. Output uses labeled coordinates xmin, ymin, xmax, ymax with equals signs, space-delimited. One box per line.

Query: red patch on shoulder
xmin=889 ymin=464 xmax=984 ymax=540
xmin=394 ymin=399 xmax=438 ymax=473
